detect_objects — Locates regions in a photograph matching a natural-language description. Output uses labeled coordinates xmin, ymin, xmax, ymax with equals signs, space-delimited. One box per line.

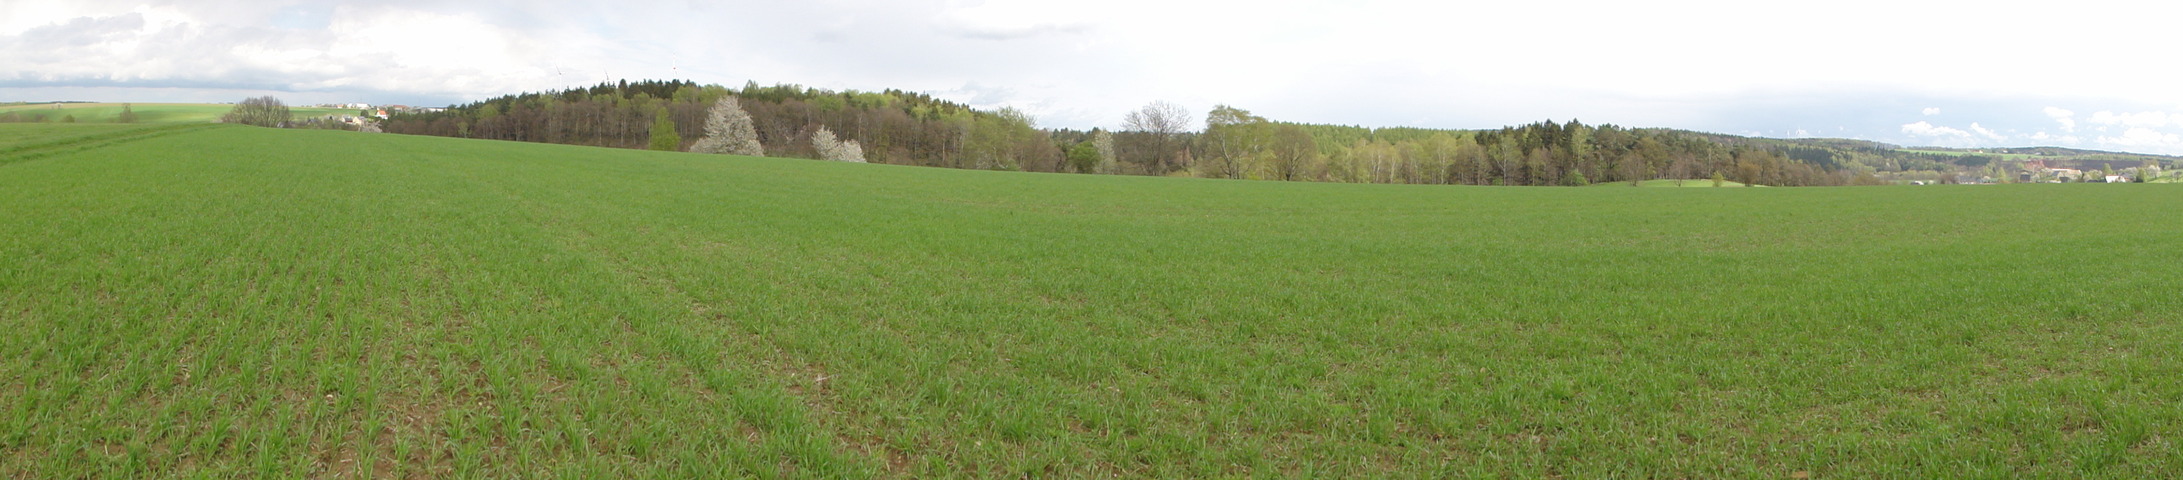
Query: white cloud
xmin=2086 ymin=111 xmax=2172 ymax=128
xmin=1901 ymin=121 xmax=1970 ymax=138
xmin=8 ymin=0 xmax=2183 ymax=157
xmin=2025 ymin=132 xmax=2084 ymax=145
xmin=2044 ymin=107 xmax=2076 ymax=132
xmin=2098 ymin=128 xmax=2183 ymax=149
xmin=0 ymin=6 xmax=576 ymax=101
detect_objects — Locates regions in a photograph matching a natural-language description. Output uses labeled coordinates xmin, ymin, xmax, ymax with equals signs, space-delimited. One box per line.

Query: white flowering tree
xmin=688 ymin=96 xmax=765 ymax=156
xmin=1091 ymin=129 xmax=1118 ymax=174
xmin=811 ymin=127 xmax=866 ymax=163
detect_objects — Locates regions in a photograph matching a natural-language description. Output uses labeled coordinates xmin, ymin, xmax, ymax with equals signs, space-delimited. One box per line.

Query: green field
xmin=4 ymin=124 xmax=2181 ymax=477
xmin=0 ymin=103 xmax=357 ymax=124
xmin=0 ymin=124 xmax=161 ymax=150
xmin=1899 ymin=149 xmax=2042 ymax=161
xmin=1586 ymin=178 xmax=1759 ymax=187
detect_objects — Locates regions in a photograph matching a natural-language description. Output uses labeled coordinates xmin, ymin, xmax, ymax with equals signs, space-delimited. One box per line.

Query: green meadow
xmin=3 ymin=124 xmax=2180 ymax=477
xmin=1586 ymin=179 xmax=1759 ymax=187
xmin=0 ymin=103 xmax=356 ymax=124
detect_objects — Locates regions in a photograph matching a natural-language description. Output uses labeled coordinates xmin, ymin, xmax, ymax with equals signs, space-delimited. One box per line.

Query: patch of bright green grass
xmin=0 ymin=103 xmax=356 ymax=124
xmin=3 ymin=125 xmax=2181 ymax=477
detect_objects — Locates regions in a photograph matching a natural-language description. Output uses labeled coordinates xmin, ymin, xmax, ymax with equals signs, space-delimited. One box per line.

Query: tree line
xmin=383 ymin=79 xmax=2053 ymax=186
xmin=1053 ymin=104 xmax=1879 ymax=186
xmin=384 ymin=80 xmax=1058 ymax=170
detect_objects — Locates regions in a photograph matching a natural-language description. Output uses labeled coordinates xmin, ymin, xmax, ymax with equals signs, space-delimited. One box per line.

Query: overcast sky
xmin=7 ymin=0 xmax=2183 ymax=154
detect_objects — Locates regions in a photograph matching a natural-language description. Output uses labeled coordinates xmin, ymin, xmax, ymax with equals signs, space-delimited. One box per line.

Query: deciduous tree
xmin=1200 ymin=105 xmax=1269 ymax=179
xmin=1269 ymin=124 xmax=1316 ymax=181
xmin=647 ymin=109 xmax=681 ymax=151
xmin=222 ymin=96 xmax=292 ymax=127
xmin=688 ymin=96 xmax=764 ymax=156
xmin=1091 ymin=129 xmax=1118 ymax=174
xmin=1122 ymin=101 xmax=1192 ymax=175
xmin=1065 ymin=141 xmax=1102 ymax=173
xmin=965 ymin=107 xmax=1047 ymax=170
xmin=811 ymin=126 xmax=866 ymax=163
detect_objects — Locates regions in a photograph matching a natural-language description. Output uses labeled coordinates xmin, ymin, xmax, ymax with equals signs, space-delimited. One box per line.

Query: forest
xmin=384 ymin=80 xmax=1059 ymax=171
xmin=383 ymin=80 xmax=2175 ymax=186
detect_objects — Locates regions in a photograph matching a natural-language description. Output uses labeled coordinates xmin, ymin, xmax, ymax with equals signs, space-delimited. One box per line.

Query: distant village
xmin=1905 ymin=159 xmax=2167 ymax=185
xmin=309 ymin=103 xmax=446 ymax=129
xmin=2016 ymin=160 xmax=2160 ymax=184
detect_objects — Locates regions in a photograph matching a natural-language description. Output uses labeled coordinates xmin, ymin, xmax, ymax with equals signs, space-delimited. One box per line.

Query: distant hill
xmin=1905 ymin=145 xmax=2181 ymax=159
xmin=0 ymin=103 xmax=358 ymax=124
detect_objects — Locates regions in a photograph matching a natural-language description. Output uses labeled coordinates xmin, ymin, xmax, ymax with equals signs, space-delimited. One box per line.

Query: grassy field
xmin=3 ymin=124 xmax=2181 ymax=477
xmin=0 ymin=124 xmax=161 ymax=150
xmin=1586 ymin=178 xmax=1758 ymax=187
xmin=0 ymin=124 xmax=222 ymax=166
xmin=0 ymin=103 xmax=357 ymax=124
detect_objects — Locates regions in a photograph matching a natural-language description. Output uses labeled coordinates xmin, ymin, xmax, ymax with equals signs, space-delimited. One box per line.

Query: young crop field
xmin=0 ymin=124 xmax=162 ymax=150
xmin=1585 ymin=179 xmax=1759 ymax=187
xmin=0 ymin=103 xmax=357 ymax=124
xmin=3 ymin=124 xmax=2180 ymax=477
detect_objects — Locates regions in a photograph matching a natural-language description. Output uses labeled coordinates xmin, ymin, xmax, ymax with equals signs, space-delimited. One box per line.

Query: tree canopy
xmin=383 ymin=79 xmax=2182 ymax=186
xmin=222 ymin=96 xmax=292 ymax=128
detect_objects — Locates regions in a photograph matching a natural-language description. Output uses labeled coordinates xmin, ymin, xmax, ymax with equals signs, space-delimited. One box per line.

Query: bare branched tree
xmin=1122 ymin=101 xmax=1192 ymax=175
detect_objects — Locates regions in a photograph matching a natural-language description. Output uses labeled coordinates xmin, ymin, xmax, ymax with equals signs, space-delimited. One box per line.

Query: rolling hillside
xmin=3 ymin=124 xmax=2180 ymax=477
xmin=0 ymin=103 xmax=357 ymax=124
